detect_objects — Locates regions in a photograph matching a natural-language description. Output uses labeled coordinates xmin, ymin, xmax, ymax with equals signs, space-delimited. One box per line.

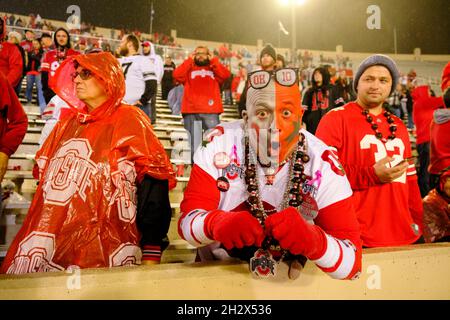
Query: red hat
xmin=79 ymin=38 xmax=86 ymax=45
xmin=441 ymin=62 xmax=450 ymax=92
xmin=142 ymin=41 xmax=150 ymax=47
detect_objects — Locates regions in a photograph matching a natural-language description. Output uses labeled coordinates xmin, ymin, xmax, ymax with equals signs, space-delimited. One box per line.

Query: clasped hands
xmin=206 ymin=207 xmax=325 ymax=259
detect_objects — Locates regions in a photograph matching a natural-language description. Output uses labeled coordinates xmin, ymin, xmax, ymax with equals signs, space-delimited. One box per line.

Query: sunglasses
xmin=248 ymin=68 xmax=299 ymax=90
xmin=71 ymin=69 xmax=93 ymax=81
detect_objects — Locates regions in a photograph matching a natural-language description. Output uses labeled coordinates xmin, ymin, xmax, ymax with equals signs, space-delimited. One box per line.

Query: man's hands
xmin=0 ymin=152 xmax=9 ymax=183
xmin=373 ymin=156 xmax=409 ymax=183
xmin=265 ymin=207 xmax=326 ymax=259
xmin=207 ymin=207 xmax=326 ymax=259
xmin=205 ymin=210 xmax=265 ymax=250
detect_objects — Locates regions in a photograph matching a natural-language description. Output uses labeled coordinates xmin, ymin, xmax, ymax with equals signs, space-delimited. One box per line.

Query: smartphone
xmin=395 ymin=157 xmax=416 ymax=167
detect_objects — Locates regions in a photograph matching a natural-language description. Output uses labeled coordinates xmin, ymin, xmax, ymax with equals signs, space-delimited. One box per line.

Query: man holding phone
xmin=173 ymin=46 xmax=231 ymax=164
xmin=316 ymin=54 xmax=423 ymax=248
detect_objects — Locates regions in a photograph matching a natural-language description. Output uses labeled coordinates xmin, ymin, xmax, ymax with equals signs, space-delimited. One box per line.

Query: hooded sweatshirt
xmin=429 ymin=108 xmax=450 ymax=174
xmin=302 ymin=67 xmax=340 ymax=135
xmin=1 ymin=52 xmax=176 ymax=274
xmin=412 ymin=85 xmax=444 ymax=145
xmin=0 ymin=18 xmax=23 ymax=87
xmin=144 ymin=42 xmax=164 ymax=83
xmin=0 ymin=72 xmax=28 ymax=157
xmin=173 ymin=56 xmax=230 ymax=114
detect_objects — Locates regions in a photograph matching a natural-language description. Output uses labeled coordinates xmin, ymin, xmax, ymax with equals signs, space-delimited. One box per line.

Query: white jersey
xmin=119 ymin=55 xmax=156 ymax=105
xmin=194 ymin=120 xmax=353 ymax=218
xmin=145 ymin=42 xmax=164 ymax=83
xmin=39 ymin=95 xmax=70 ymax=147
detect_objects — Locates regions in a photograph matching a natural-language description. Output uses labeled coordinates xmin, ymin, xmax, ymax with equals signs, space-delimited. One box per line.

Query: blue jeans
xmin=392 ymin=107 xmax=401 ymax=118
xmin=137 ymin=103 xmax=152 ymax=121
xmin=407 ymin=111 xmax=414 ymax=129
xmin=182 ymin=113 xmax=220 ymax=164
xmin=26 ymin=74 xmax=46 ymax=112
xmin=223 ymin=90 xmax=233 ymax=105
xmin=416 ymin=142 xmax=430 ymax=197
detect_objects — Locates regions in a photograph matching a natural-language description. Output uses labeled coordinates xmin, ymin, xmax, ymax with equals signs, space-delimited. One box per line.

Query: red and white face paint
xmin=245 ymin=69 xmax=303 ymax=166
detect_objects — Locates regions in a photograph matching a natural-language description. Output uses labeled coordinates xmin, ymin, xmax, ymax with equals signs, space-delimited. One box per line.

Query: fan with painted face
xmin=242 ymin=68 xmax=303 ymax=168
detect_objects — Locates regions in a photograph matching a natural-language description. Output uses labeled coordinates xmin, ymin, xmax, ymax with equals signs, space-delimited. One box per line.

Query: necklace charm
xmin=250 ymin=249 xmax=277 ymax=277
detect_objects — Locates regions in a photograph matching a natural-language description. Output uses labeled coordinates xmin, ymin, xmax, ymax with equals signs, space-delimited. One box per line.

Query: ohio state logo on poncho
xmin=40 ymin=138 xmax=97 ymax=206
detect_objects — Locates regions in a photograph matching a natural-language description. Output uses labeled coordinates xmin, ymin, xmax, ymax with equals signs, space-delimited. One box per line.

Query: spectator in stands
xmin=238 ymin=44 xmax=277 ymax=118
xmin=0 ymin=72 xmax=28 ymax=188
xmin=302 ymin=66 xmax=341 ymax=135
xmin=77 ymin=38 xmax=88 ymax=54
xmin=39 ymin=33 xmax=53 ymax=53
xmin=41 ymin=27 xmax=79 ymax=104
xmin=0 ymin=20 xmax=22 ymax=89
xmin=405 ymin=79 xmax=415 ymax=131
xmin=6 ymin=31 xmax=26 ymax=97
xmin=20 ymin=29 xmax=35 ymax=54
xmin=14 ymin=18 xmax=24 ymax=28
xmin=424 ymin=65 xmax=448 ymax=243
xmin=412 ymin=84 xmax=444 ymax=197
xmin=0 ymin=52 xmax=176 ymax=274
xmin=173 ymin=46 xmax=230 ymax=163
xmin=429 ymin=62 xmax=450 ymax=190
xmin=25 ymin=39 xmax=46 ymax=112
xmin=422 ymin=169 xmax=450 ymax=243
xmin=167 ymin=83 xmax=183 ymax=116
xmin=231 ymin=63 xmax=247 ymax=104
xmin=178 ymin=67 xmax=362 ymax=280
xmin=221 ymin=66 xmax=233 ymax=105
xmin=334 ymin=69 xmax=356 ymax=105
xmin=316 ymin=54 xmax=424 ymax=248
xmin=387 ymin=83 xmax=403 ymax=118
xmin=118 ymin=35 xmax=157 ymax=121
xmin=142 ymin=40 xmax=164 ymax=124
xmin=161 ymin=56 xmax=176 ymax=100
xmin=276 ymin=54 xmax=286 ymax=69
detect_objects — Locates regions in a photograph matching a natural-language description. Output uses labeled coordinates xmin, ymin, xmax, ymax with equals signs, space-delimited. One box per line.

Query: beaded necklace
xmin=362 ymin=108 xmax=397 ymax=143
xmin=244 ymin=132 xmax=310 ymax=277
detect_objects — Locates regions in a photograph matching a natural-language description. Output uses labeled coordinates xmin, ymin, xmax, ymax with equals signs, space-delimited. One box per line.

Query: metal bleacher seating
xmin=0 ymin=83 xmax=241 ymax=263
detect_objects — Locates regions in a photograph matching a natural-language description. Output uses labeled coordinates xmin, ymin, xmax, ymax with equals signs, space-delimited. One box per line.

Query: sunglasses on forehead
xmin=247 ymin=68 xmax=299 ymax=90
xmin=71 ymin=68 xmax=93 ymax=81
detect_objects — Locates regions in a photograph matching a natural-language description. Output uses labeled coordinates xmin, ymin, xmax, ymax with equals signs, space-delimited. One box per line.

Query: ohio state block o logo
xmin=109 ymin=243 xmax=142 ymax=267
xmin=42 ymin=139 xmax=97 ymax=206
xmin=6 ymin=231 xmax=64 ymax=274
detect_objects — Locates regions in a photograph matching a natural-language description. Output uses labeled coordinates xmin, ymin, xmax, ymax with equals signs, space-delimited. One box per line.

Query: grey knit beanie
xmin=353 ymin=54 xmax=400 ymax=95
xmin=260 ymin=44 xmax=277 ymax=63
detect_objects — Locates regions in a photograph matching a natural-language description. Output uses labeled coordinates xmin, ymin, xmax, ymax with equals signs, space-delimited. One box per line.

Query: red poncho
xmin=1 ymin=52 xmax=176 ymax=274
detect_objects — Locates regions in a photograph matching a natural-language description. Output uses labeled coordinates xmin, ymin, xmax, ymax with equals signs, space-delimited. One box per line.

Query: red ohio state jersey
xmin=41 ymin=48 xmax=79 ymax=78
xmin=316 ymin=102 xmax=423 ymax=247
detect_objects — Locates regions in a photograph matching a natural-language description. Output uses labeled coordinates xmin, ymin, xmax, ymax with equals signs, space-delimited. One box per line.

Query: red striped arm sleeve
xmin=311 ymin=197 xmax=362 ymax=280
xmin=178 ymin=164 xmax=221 ymax=247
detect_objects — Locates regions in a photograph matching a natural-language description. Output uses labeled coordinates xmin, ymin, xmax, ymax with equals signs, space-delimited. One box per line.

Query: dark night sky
xmin=2 ymin=0 xmax=449 ymax=54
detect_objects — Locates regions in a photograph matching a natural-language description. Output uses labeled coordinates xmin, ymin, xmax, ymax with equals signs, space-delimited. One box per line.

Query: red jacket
xmin=0 ymin=71 xmax=28 ymax=156
xmin=429 ymin=110 xmax=450 ymax=175
xmin=412 ymin=85 xmax=444 ymax=145
xmin=173 ymin=57 xmax=230 ymax=114
xmin=0 ymin=19 xmax=23 ymax=87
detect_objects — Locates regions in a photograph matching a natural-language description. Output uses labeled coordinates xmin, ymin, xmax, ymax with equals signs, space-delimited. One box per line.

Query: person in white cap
xmin=316 ymin=54 xmax=423 ymax=248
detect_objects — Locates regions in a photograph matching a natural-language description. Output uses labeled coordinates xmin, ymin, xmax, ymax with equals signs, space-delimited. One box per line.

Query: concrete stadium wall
xmin=0 ymin=243 xmax=448 ymax=300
